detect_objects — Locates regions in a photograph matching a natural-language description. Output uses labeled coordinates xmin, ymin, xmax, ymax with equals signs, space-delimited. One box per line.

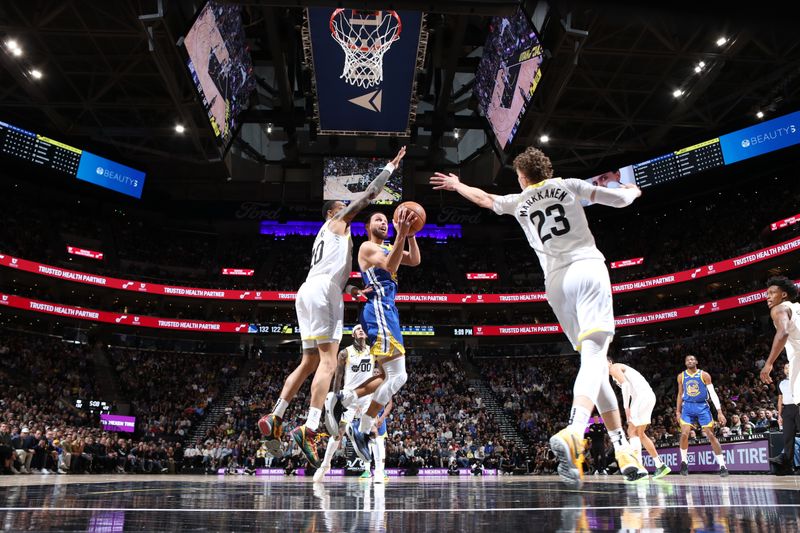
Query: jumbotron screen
xmin=183 ymin=1 xmax=255 ymax=148
xmin=323 ymin=157 xmax=403 ymax=205
xmin=474 ymin=8 xmax=544 ymax=150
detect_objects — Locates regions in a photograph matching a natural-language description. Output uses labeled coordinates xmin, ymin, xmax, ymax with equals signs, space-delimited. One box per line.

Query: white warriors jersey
xmin=492 ymin=178 xmax=632 ymax=278
xmin=616 ymin=364 xmax=653 ymax=400
xmin=343 ymin=344 xmax=375 ymax=391
xmin=306 ymin=219 xmax=352 ymax=290
xmin=777 ymin=301 xmax=800 ymax=360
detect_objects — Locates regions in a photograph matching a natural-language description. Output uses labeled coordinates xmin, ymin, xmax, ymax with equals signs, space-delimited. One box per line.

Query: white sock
xmin=273 ymin=398 xmax=289 ymax=418
xmin=368 ymin=440 xmax=377 ymax=470
xmin=654 ymin=456 xmax=664 ymax=469
xmin=629 ymin=436 xmax=642 ymax=463
xmin=359 ymin=414 xmax=374 ymax=434
xmin=607 ymin=427 xmax=629 ymax=451
xmin=716 ymin=453 xmax=726 ymax=468
xmin=306 ymin=407 xmax=322 ymax=431
xmin=374 ymin=438 xmax=385 ymax=473
xmin=377 ymin=437 xmax=386 ymax=470
xmin=322 ymin=437 xmax=339 ymax=467
xmin=567 ymin=405 xmax=591 ymax=434
xmin=341 ymin=389 xmax=357 ymax=408
xmin=680 ymin=448 xmax=688 ymax=463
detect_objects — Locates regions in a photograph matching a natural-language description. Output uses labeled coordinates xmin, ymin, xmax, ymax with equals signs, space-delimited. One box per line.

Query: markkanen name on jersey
xmin=517 ymin=188 xmax=568 ymax=217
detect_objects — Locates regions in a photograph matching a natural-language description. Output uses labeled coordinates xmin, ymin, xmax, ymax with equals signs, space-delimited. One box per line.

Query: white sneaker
xmin=313 ymin=464 xmax=331 ymax=483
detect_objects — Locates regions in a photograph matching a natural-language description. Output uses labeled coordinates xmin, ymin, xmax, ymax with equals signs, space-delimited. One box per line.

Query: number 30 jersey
xmin=306 ymin=219 xmax=352 ymax=291
xmin=492 ymin=178 xmax=637 ymax=279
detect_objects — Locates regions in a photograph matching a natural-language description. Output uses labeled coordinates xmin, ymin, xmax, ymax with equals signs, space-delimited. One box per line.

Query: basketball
xmin=394 ymin=201 xmax=426 ymax=235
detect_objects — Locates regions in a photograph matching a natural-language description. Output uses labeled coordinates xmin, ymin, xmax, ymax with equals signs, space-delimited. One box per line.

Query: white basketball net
xmin=330 ymin=10 xmax=401 ymax=89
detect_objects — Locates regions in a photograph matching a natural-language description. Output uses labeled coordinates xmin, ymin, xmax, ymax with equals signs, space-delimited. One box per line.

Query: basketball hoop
xmin=330 ymin=9 xmax=402 ymax=89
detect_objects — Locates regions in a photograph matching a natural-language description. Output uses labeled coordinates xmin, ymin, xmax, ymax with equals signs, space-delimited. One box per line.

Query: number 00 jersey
xmin=492 ymin=178 xmax=606 ymax=278
xmin=342 ymin=344 xmax=375 ymax=391
xmin=306 ymin=219 xmax=352 ymax=291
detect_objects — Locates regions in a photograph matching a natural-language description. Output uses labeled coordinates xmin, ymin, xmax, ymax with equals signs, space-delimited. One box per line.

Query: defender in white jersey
xmin=315 ymin=325 xmax=380 ymax=482
xmin=760 ymin=277 xmax=800 ymax=399
xmin=431 ymin=146 xmax=645 ymax=486
xmin=608 ymin=356 xmax=670 ymax=479
xmin=258 ymin=147 xmax=407 ymax=468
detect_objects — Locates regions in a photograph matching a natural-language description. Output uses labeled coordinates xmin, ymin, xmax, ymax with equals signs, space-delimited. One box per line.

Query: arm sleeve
xmin=563 ymin=178 xmax=639 ymax=207
xmin=707 ymin=384 xmax=722 ymax=411
xmin=620 ymin=381 xmax=632 ymax=409
xmin=492 ymin=193 xmax=522 ymax=216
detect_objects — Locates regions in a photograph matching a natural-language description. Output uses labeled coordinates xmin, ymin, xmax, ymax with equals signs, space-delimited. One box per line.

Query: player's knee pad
xmin=373 ymin=358 xmax=407 ymax=404
xmin=573 ymin=346 xmax=607 ymax=401
xmin=595 ymin=374 xmax=618 ymax=414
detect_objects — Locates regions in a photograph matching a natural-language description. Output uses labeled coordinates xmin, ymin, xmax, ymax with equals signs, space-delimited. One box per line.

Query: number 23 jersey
xmin=493 ymin=178 xmax=604 ymax=279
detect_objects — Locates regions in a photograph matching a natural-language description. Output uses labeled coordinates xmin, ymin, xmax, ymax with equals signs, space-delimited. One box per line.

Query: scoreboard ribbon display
xmin=2 ymin=236 xmax=800 ymax=302
xmin=304 ymin=9 xmax=425 ymax=135
xmin=1 ymin=283 xmax=795 ymax=335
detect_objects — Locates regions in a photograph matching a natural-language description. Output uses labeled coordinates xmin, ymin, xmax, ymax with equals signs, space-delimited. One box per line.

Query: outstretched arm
xmin=334 ymin=147 xmax=407 ymax=225
xmin=761 ymin=305 xmax=792 ymax=384
xmin=430 ymin=172 xmax=496 ymax=209
xmin=566 ymin=178 xmax=641 ymax=208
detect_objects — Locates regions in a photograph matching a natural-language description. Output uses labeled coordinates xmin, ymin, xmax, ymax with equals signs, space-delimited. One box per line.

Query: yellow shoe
xmin=616 ymin=448 xmax=648 ymax=482
xmin=549 ymin=428 xmax=586 ymax=487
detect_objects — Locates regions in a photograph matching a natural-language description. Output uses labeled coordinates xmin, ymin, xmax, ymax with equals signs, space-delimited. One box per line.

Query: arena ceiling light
xmin=672 ymin=89 xmax=684 ymax=98
xmin=174 ymin=124 xmax=186 ymax=134
xmin=454 ymin=129 xmax=460 ymax=139
xmin=267 ymin=123 xmax=273 ymax=134
xmin=716 ymin=36 xmax=728 ymax=46
xmin=539 ymin=134 xmax=549 ymax=143
xmin=29 ymin=69 xmax=42 ymax=79
xmin=756 ymin=111 xmax=764 ymax=119
xmin=6 ymin=39 xmax=23 ymax=56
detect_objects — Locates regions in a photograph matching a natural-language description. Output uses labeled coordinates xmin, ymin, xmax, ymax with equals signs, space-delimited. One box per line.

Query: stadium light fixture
xmin=716 ymin=36 xmax=728 ymax=46
xmin=11 ymin=46 xmax=22 ymax=57
xmin=539 ymin=134 xmax=549 ymax=143
xmin=175 ymin=124 xmax=185 ymax=134
xmin=29 ymin=69 xmax=42 ymax=79
xmin=267 ymin=123 xmax=273 ymax=134
xmin=756 ymin=111 xmax=764 ymax=119
xmin=454 ymin=130 xmax=459 ymax=139
xmin=672 ymin=89 xmax=684 ymax=98
xmin=5 ymin=39 xmax=18 ymax=50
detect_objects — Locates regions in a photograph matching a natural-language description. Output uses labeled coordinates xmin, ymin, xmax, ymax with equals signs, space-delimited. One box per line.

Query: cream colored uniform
xmin=777 ymin=301 xmax=800 ymax=400
xmin=492 ymin=178 xmax=638 ymax=350
xmin=296 ymin=219 xmax=352 ymax=349
xmin=614 ymin=364 xmax=657 ymax=426
xmin=341 ymin=344 xmax=375 ymax=424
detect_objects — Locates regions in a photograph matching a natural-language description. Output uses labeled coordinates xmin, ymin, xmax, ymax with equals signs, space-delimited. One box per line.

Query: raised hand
xmin=390 ymin=146 xmax=407 ymax=167
xmin=429 ymin=172 xmax=461 ymax=191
